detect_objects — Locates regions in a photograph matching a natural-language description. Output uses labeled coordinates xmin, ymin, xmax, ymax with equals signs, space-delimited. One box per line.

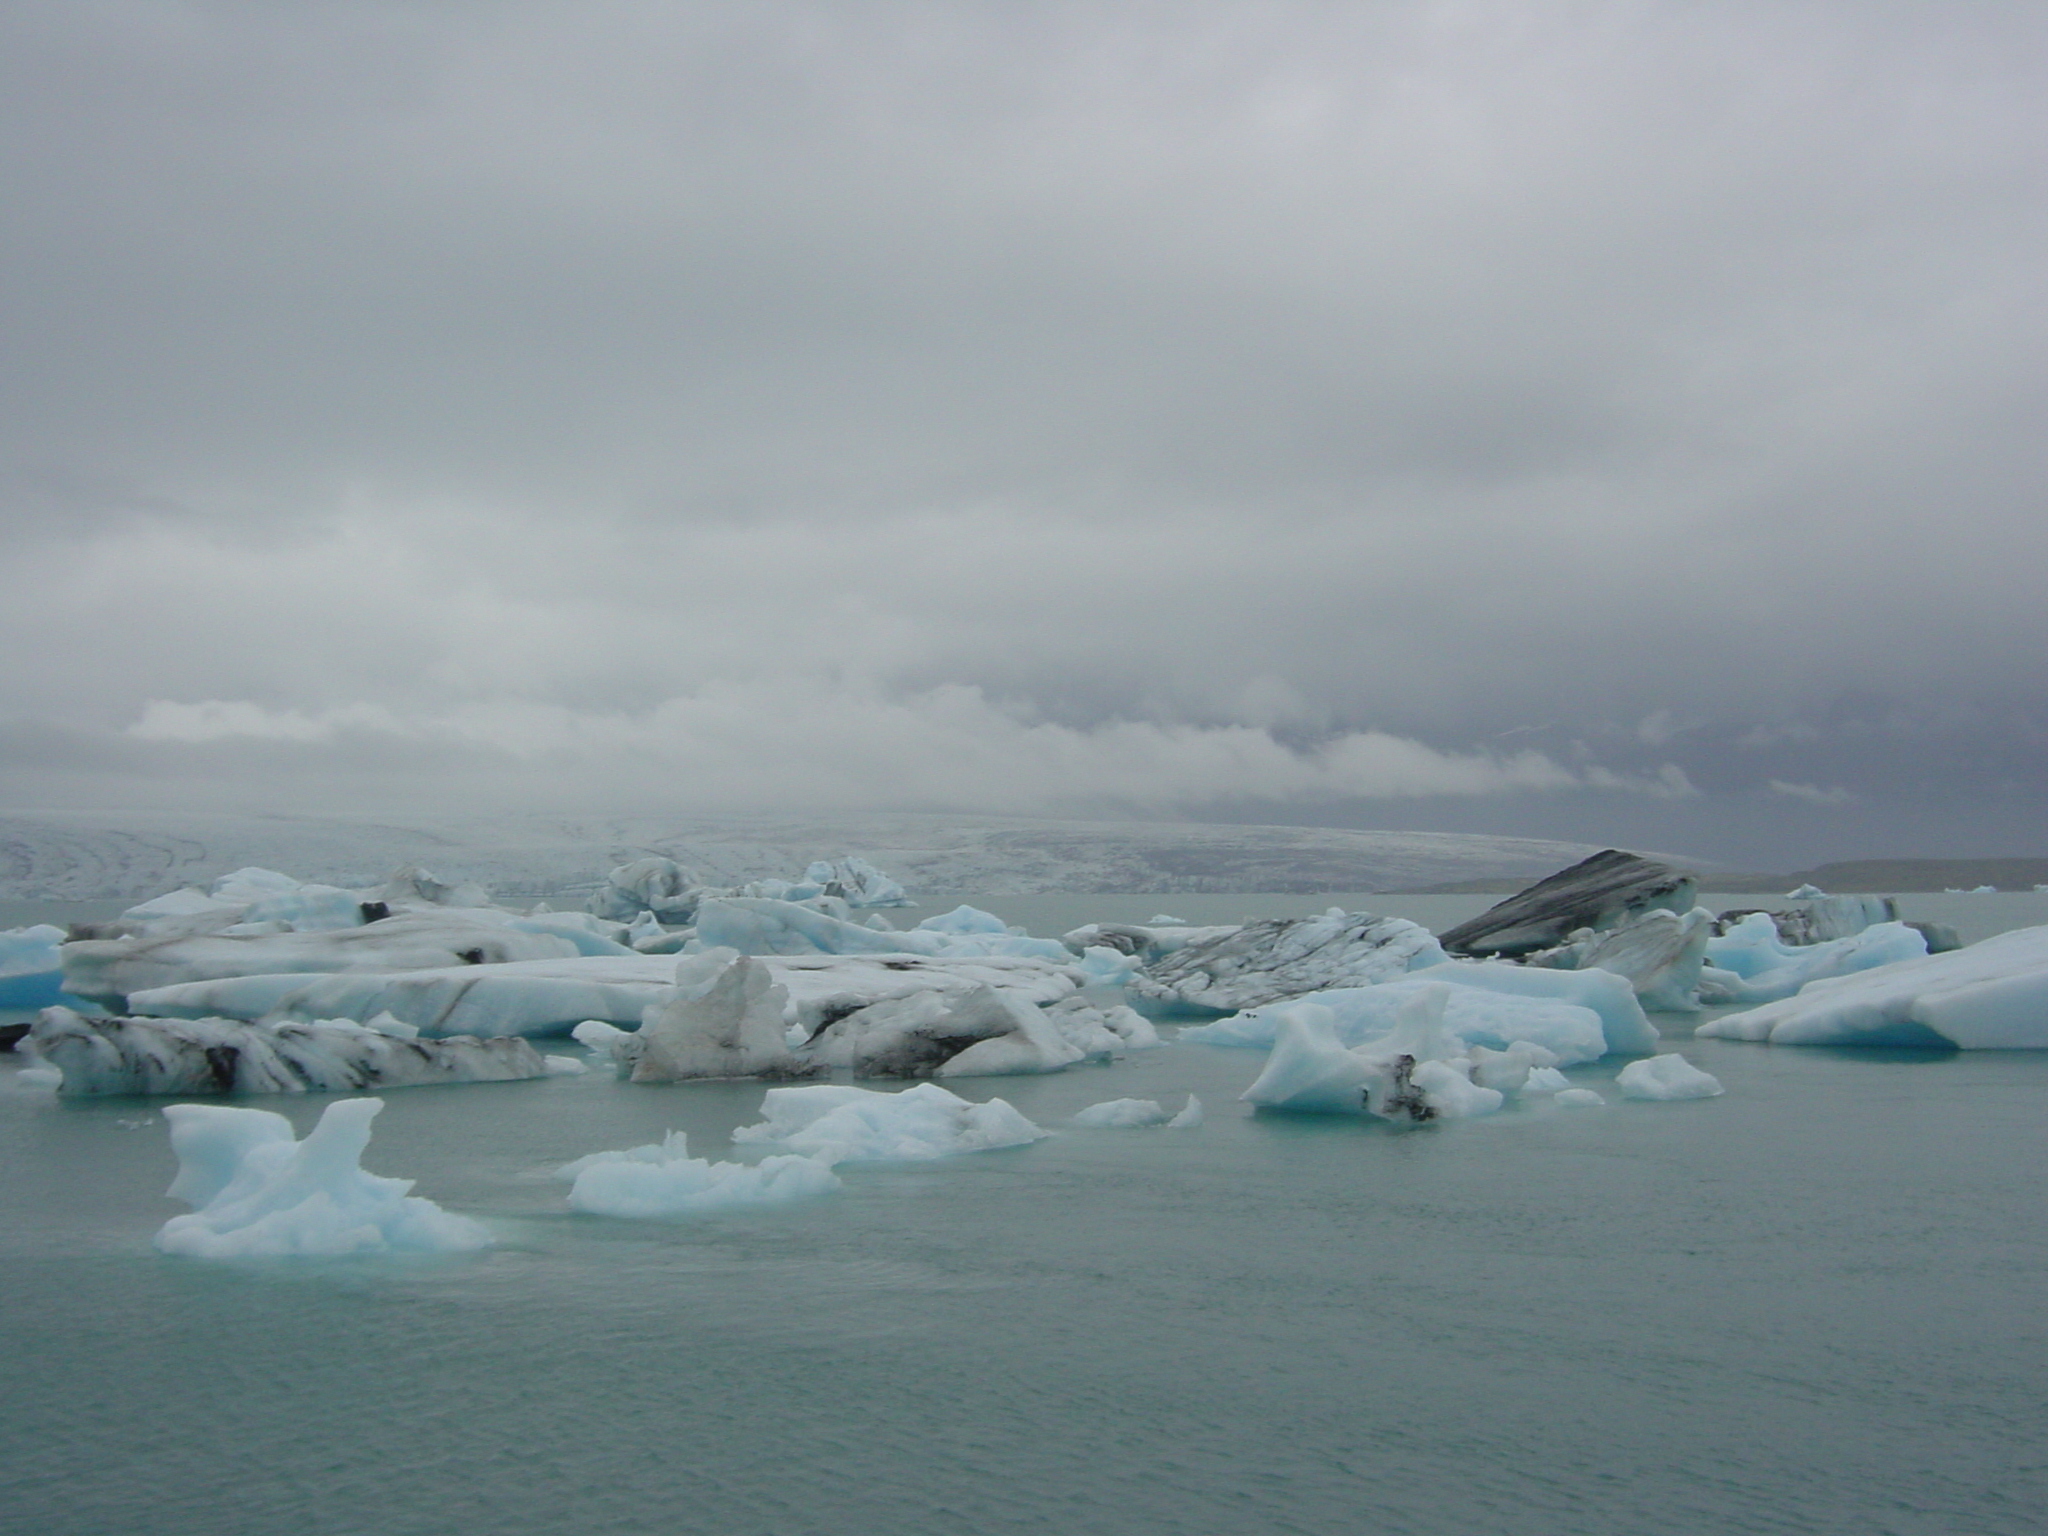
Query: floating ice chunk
xmin=378 ymin=865 xmax=493 ymax=910
xmin=697 ymin=897 xmax=948 ymax=958
xmin=1615 ymin=1054 xmax=1724 ymax=1100
xmin=1042 ymin=996 xmax=1159 ymax=1055
xmin=804 ymin=856 xmax=914 ymax=909
xmin=630 ymin=951 xmax=823 ymax=1082
xmin=1440 ymin=850 xmax=1697 ymax=957
xmin=1522 ymin=1066 xmax=1573 ymax=1094
xmin=1767 ymin=894 xmax=1899 ymax=945
xmin=27 ymin=1007 xmax=549 ymax=1097
xmin=1554 ymin=1088 xmax=1605 ymax=1107
xmin=803 ymin=984 xmax=1078 ymax=1078
xmin=590 ymin=857 xmax=707 ymax=924
xmin=1700 ymin=915 xmax=1927 ymax=1004
xmin=1129 ymin=909 xmax=1447 ymax=1014
xmin=559 ymin=1130 xmax=838 ymax=1216
xmin=1784 ymin=883 xmax=1827 ymax=899
xmin=733 ymin=1082 xmax=1049 ymax=1163
xmin=502 ymin=911 xmax=636 ymax=957
xmin=0 ymin=924 xmax=67 ymax=1011
xmin=1062 ymin=922 xmax=1241 ymax=963
xmin=61 ymin=910 xmax=585 ymax=1008
xmin=1698 ymin=924 xmax=2048 ymax=1048
xmin=1527 ymin=908 xmax=1713 ymax=1013
xmin=156 ymin=1097 xmax=491 ymax=1259
xmin=1180 ymin=962 xmax=1648 ymax=1064
xmin=1148 ymin=914 xmax=1189 ymax=926
xmin=1240 ymin=986 xmax=1508 ymax=1123
xmin=1072 ymin=1097 xmax=1170 ymax=1128
xmin=1165 ymin=1094 xmax=1203 ymax=1128
xmin=543 ymin=1055 xmax=586 ymax=1076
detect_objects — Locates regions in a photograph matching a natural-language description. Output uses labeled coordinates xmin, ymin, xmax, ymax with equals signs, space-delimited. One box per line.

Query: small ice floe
xmin=732 ymin=1082 xmax=1049 ymax=1163
xmin=1554 ymin=1088 xmax=1606 ymax=1108
xmin=1070 ymin=1095 xmax=1201 ymax=1129
xmin=558 ymin=1131 xmax=838 ymax=1217
xmin=1615 ymin=1054 xmax=1725 ymax=1101
xmin=155 ymin=1097 xmax=490 ymax=1259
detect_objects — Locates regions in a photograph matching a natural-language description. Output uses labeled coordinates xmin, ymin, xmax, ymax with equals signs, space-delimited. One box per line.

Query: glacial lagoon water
xmin=4 ymin=892 xmax=2046 ymax=1535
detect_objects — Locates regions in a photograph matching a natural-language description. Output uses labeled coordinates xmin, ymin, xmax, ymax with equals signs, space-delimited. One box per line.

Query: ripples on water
xmin=3 ymin=893 xmax=2045 ymax=1535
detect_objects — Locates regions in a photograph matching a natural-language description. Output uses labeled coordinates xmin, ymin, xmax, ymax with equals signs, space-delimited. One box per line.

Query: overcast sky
xmin=2 ymin=1 xmax=2043 ymax=867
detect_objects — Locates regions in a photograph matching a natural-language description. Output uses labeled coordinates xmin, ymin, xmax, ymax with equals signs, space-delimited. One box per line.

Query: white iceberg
xmin=628 ymin=951 xmax=822 ymax=1082
xmin=1128 ymin=909 xmax=1447 ymax=1015
xmin=61 ymin=909 xmax=587 ymax=1009
xmin=589 ymin=856 xmax=709 ymax=924
xmin=1527 ymin=907 xmax=1713 ymax=1013
xmin=1700 ymin=914 xmax=1928 ymax=1005
xmin=732 ymin=1082 xmax=1050 ymax=1163
xmin=1072 ymin=1094 xmax=1204 ymax=1129
xmin=26 ymin=1007 xmax=549 ymax=1096
xmin=1072 ymin=1097 xmax=1172 ymax=1128
xmin=1554 ymin=1088 xmax=1606 ymax=1108
xmin=1615 ymin=1053 xmax=1724 ymax=1100
xmin=0 ymin=924 xmax=68 ymax=1010
xmin=127 ymin=950 xmax=1084 ymax=1042
xmin=558 ymin=1131 xmax=839 ymax=1216
xmin=1240 ymin=985 xmax=1517 ymax=1123
xmin=1698 ymin=924 xmax=2048 ymax=1049
xmin=1180 ymin=960 xmax=1655 ymax=1063
xmin=155 ymin=1097 xmax=492 ymax=1259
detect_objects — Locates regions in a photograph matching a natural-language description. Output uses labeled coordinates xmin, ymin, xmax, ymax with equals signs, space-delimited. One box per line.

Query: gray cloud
xmin=2 ymin=1 xmax=2043 ymax=866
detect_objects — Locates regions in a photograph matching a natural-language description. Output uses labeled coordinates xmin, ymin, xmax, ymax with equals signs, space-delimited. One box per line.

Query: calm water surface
xmin=4 ymin=893 xmax=2044 ymax=1535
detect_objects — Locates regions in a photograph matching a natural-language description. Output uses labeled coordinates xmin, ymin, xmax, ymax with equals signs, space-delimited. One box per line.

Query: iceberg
xmin=1766 ymin=894 xmax=1898 ymax=946
xmin=628 ymin=951 xmax=823 ymax=1082
xmin=155 ymin=1097 xmax=492 ymax=1259
xmin=1699 ymin=914 xmax=1928 ymax=1005
xmin=803 ymin=856 xmax=914 ymax=909
xmin=1071 ymin=1094 xmax=1202 ymax=1128
xmin=1615 ymin=1053 xmax=1724 ymax=1100
xmin=558 ymin=1131 xmax=839 ymax=1216
xmin=1180 ymin=960 xmax=1655 ymax=1062
xmin=1438 ymin=850 xmax=1697 ymax=958
xmin=128 ymin=954 xmax=684 ymax=1039
xmin=0 ymin=924 xmax=68 ymax=1011
xmin=1698 ymin=924 xmax=2048 ymax=1049
xmin=1072 ymin=1097 xmax=1172 ymax=1128
xmin=732 ymin=1082 xmax=1050 ymax=1162
xmin=589 ymin=857 xmax=709 ymax=924
xmin=1239 ymin=986 xmax=1516 ymax=1123
xmin=804 ymin=983 xmax=1084 ymax=1078
xmin=1526 ymin=907 xmax=1714 ymax=1013
xmin=1127 ymin=909 xmax=1447 ymax=1015
xmin=61 ymin=909 xmax=586 ymax=1009
xmin=129 ymin=951 xmax=1084 ymax=1041
xmin=25 ymin=1006 xmax=549 ymax=1096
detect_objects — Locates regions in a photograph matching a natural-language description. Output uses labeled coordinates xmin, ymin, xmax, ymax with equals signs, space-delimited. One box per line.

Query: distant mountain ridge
xmin=0 ymin=809 xmax=1618 ymax=900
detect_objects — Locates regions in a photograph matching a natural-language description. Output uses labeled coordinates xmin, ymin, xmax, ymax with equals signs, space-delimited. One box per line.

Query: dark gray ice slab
xmin=1439 ymin=849 xmax=1698 ymax=957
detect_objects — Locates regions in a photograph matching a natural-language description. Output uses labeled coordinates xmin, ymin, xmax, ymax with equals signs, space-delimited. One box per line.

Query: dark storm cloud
xmin=1 ymin=2 xmax=2043 ymax=862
